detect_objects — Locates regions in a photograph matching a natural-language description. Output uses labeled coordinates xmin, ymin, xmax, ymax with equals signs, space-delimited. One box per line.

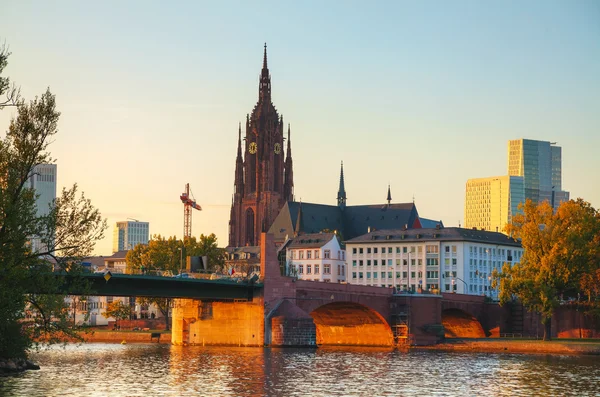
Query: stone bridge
xmin=171 ymin=234 xmax=507 ymax=347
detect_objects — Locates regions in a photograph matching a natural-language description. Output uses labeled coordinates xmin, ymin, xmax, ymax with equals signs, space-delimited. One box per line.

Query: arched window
xmin=246 ymin=208 xmax=255 ymax=245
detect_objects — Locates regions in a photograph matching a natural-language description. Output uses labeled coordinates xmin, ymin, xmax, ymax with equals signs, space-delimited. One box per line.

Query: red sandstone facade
xmin=228 ymin=45 xmax=294 ymax=248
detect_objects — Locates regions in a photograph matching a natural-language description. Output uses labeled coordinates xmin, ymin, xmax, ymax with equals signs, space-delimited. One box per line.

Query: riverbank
xmin=82 ymin=330 xmax=171 ymax=344
xmin=419 ymin=338 xmax=600 ymax=355
xmin=0 ymin=358 xmax=40 ymax=374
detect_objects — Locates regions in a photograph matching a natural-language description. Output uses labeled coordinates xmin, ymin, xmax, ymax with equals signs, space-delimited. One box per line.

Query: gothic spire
xmin=234 ymin=122 xmax=244 ymax=196
xmin=259 ymin=43 xmax=271 ymax=101
xmin=387 ymin=184 xmax=392 ymax=205
xmin=337 ymin=161 xmax=347 ymax=210
xmin=237 ymin=122 xmax=242 ymax=159
xmin=283 ymin=123 xmax=294 ymax=202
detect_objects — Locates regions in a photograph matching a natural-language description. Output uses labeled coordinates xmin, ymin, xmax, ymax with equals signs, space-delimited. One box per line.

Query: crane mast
xmin=180 ymin=183 xmax=202 ymax=239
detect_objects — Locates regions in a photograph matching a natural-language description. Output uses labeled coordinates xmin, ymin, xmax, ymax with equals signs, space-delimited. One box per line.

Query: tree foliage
xmin=126 ymin=233 xmax=225 ymax=274
xmin=102 ymin=301 xmax=131 ymax=325
xmin=494 ymin=199 xmax=600 ymax=340
xmin=0 ymin=46 xmax=106 ymax=359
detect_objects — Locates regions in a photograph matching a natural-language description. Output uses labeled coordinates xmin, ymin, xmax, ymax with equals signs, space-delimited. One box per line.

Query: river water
xmin=1 ymin=344 xmax=599 ymax=396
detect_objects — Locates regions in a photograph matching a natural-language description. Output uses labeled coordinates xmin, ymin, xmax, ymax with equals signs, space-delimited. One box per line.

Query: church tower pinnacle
xmin=337 ymin=161 xmax=347 ymax=210
xmin=283 ymin=123 xmax=294 ymax=202
xmin=259 ymin=43 xmax=271 ymax=102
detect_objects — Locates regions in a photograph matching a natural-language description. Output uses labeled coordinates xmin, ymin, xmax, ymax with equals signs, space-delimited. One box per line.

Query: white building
xmin=464 ymin=175 xmax=525 ymax=233
xmin=27 ymin=164 xmax=57 ymax=253
xmin=112 ymin=220 xmax=149 ymax=253
xmin=281 ymin=232 xmax=346 ymax=283
xmin=345 ymin=227 xmax=522 ymax=299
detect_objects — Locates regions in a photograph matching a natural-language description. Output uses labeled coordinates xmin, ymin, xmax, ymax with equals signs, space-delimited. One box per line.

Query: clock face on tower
xmin=249 ymin=142 xmax=257 ymax=154
xmin=274 ymin=143 xmax=281 ymax=154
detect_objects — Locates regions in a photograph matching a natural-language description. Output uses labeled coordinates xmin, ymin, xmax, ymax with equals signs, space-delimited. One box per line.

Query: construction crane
xmin=180 ymin=183 xmax=202 ymax=239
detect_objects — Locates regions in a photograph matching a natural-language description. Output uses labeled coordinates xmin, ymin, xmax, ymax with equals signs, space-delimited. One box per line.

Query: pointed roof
xmin=286 ymin=124 xmax=292 ymax=157
xmin=236 ymin=122 xmax=243 ymax=159
xmin=337 ymin=161 xmax=346 ymax=201
xmin=387 ymin=185 xmax=392 ymax=204
xmin=262 ymin=42 xmax=268 ymax=71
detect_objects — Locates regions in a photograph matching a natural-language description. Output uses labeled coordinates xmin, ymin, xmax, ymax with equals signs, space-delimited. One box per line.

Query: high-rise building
xmin=27 ymin=164 xmax=57 ymax=253
xmin=464 ymin=176 xmax=525 ymax=233
xmin=508 ymin=139 xmax=569 ymax=209
xmin=112 ymin=220 xmax=149 ymax=253
xmin=228 ymin=44 xmax=294 ymax=247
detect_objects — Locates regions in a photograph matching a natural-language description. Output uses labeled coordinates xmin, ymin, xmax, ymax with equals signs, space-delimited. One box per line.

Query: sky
xmin=1 ymin=1 xmax=599 ymax=255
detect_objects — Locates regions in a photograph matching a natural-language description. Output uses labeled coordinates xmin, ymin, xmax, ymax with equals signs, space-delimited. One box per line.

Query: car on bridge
xmin=174 ymin=273 xmax=190 ymax=279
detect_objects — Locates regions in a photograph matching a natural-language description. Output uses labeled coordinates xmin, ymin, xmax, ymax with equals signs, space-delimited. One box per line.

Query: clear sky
xmin=1 ymin=1 xmax=599 ymax=255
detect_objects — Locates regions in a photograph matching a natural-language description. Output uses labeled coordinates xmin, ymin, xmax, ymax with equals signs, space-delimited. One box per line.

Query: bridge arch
xmin=442 ymin=308 xmax=485 ymax=338
xmin=310 ymin=302 xmax=393 ymax=346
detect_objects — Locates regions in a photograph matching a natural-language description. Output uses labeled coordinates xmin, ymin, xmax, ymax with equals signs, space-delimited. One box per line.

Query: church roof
xmin=419 ymin=217 xmax=444 ymax=228
xmin=268 ymin=201 xmax=420 ymax=242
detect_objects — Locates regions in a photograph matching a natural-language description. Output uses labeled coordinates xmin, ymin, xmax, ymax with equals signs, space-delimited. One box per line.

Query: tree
xmin=185 ymin=233 xmax=226 ymax=272
xmin=0 ymin=46 xmax=106 ymax=359
xmin=102 ymin=301 xmax=131 ymax=329
xmin=136 ymin=297 xmax=172 ymax=331
xmin=495 ymin=199 xmax=600 ymax=340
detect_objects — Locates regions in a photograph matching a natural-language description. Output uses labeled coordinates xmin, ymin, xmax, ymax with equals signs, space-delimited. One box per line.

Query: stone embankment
xmin=421 ymin=339 xmax=600 ymax=355
xmin=83 ymin=330 xmax=171 ymax=344
xmin=0 ymin=358 xmax=40 ymax=374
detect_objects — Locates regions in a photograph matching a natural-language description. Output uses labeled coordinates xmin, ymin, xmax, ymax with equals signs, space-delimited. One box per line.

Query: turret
xmin=283 ymin=124 xmax=294 ymax=202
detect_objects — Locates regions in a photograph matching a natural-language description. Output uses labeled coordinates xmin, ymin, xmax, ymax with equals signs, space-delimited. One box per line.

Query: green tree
xmin=495 ymin=199 xmax=600 ymax=340
xmin=0 ymin=45 xmax=106 ymax=359
xmin=102 ymin=301 xmax=131 ymax=329
xmin=136 ymin=297 xmax=172 ymax=331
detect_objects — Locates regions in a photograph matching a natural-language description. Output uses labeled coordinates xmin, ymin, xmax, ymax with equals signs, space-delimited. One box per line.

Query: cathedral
xmin=228 ymin=44 xmax=294 ymax=247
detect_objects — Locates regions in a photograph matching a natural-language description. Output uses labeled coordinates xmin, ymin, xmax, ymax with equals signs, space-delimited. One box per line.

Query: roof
xmin=345 ymin=227 xmax=521 ymax=247
xmin=82 ymin=256 xmax=106 ymax=268
xmin=420 ymin=217 xmax=444 ymax=228
xmin=268 ymin=201 xmax=421 ymax=242
xmin=105 ymin=250 xmax=129 ymax=261
xmin=287 ymin=232 xmax=339 ymax=249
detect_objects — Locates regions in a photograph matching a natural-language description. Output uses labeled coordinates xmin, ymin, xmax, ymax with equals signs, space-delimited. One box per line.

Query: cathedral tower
xmin=228 ymin=44 xmax=294 ymax=247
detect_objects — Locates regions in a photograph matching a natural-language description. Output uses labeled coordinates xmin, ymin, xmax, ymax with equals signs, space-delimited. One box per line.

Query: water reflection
xmin=1 ymin=344 xmax=599 ymax=397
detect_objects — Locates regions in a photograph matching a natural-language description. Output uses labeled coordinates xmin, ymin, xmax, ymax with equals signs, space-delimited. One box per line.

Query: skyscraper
xmin=464 ymin=176 xmax=525 ymax=233
xmin=112 ymin=220 xmax=149 ymax=253
xmin=228 ymin=44 xmax=294 ymax=247
xmin=508 ymin=139 xmax=569 ymax=209
xmin=27 ymin=164 xmax=57 ymax=253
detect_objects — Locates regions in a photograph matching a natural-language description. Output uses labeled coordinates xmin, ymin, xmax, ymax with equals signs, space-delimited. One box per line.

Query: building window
xmin=298 ymin=265 xmax=304 ymax=274
xmin=341 ymin=265 xmax=345 ymax=276
xmin=388 ymin=272 xmax=392 ymax=279
xmin=352 ymin=272 xmax=357 ymax=279
xmin=299 ymin=251 xmax=304 ymax=259
xmin=367 ymin=260 xmax=371 ymax=266
xmin=373 ymin=259 xmax=377 ymax=266
xmin=353 ymin=248 xmax=357 ymax=254
xmin=396 ymin=247 xmax=401 ymax=254
xmin=374 ymin=247 xmax=378 ymax=254
xmin=367 ymin=272 xmax=371 ymax=279
xmin=314 ymin=265 xmax=319 ymax=274
xmin=396 ymin=272 xmax=401 ymax=278
xmin=373 ymin=272 xmax=378 ymax=279
xmin=359 ymin=272 xmax=363 ymax=279
xmin=388 ymin=247 xmax=392 ymax=254
xmin=315 ymin=250 xmax=320 ymax=259
xmin=445 ymin=246 xmax=450 ymax=253
xmin=452 ymin=246 xmax=457 ymax=253
xmin=359 ymin=248 xmax=363 ymax=254
xmin=352 ymin=260 xmax=357 ymax=267
xmin=381 ymin=272 xmax=386 ymax=279
xmin=367 ymin=248 xmax=372 ymax=254
xmin=359 ymin=260 xmax=364 ymax=267
xmin=324 ymin=264 xmax=331 ymax=274
xmin=403 ymin=247 xmax=407 ymax=253
xmin=388 ymin=259 xmax=392 ymax=266
xmin=342 ymin=251 xmax=345 ymax=261
xmin=411 ymin=272 xmax=416 ymax=278
xmin=338 ymin=250 xmax=341 ymax=259
xmin=445 ymin=284 xmax=450 ymax=291
xmin=324 ymin=250 xmax=331 ymax=259
xmin=426 ymin=245 xmax=439 ymax=254
xmin=402 ymin=271 xmax=407 ymax=278
xmin=307 ymin=265 xmax=312 ymax=274
xmin=307 ymin=251 xmax=312 ymax=259
xmin=452 ymin=258 xmax=457 ymax=265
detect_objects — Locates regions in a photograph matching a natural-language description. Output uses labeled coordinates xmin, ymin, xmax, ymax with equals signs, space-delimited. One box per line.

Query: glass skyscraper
xmin=508 ymin=139 xmax=569 ymax=210
xmin=112 ymin=220 xmax=150 ymax=253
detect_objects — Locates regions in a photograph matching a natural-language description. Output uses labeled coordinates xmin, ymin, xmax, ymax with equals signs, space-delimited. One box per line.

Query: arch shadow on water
xmin=310 ymin=301 xmax=394 ymax=347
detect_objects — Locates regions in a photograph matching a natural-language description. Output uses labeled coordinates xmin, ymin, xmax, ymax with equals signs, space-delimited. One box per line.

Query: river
xmin=1 ymin=344 xmax=599 ymax=396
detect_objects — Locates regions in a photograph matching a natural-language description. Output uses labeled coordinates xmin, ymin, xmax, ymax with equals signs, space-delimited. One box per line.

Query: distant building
xmin=464 ymin=175 xmax=525 ymax=233
xmin=280 ymin=232 xmax=346 ymax=283
xmin=508 ymin=139 xmax=569 ymax=209
xmin=112 ymin=221 xmax=149 ymax=253
xmin=27 ymin=164 xmax=57 ymax=253
xmin=225 ymin=246 xmax=261 ymax=276
xmin=345 ymin=227 xmax=523 ymax=298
